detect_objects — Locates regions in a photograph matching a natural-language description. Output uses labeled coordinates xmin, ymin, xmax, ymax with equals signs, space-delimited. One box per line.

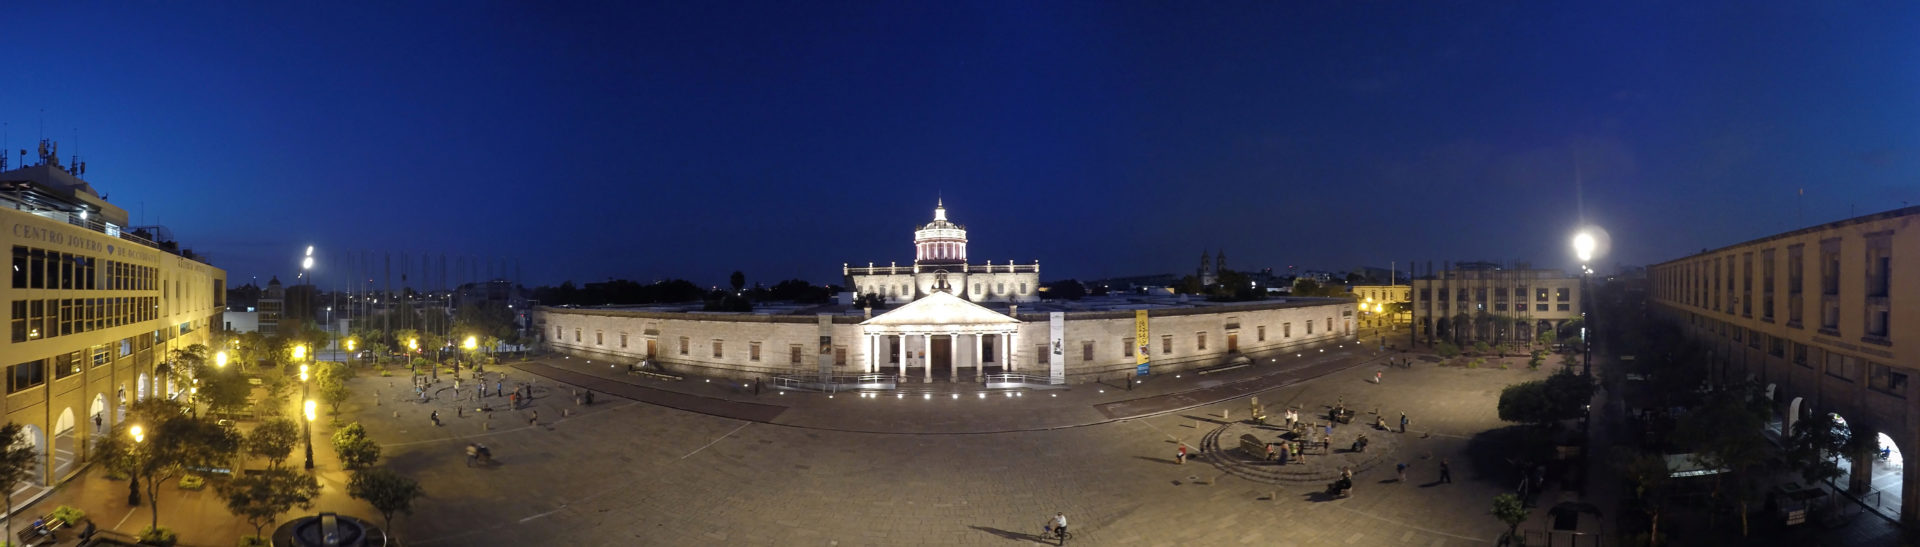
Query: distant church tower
xmin=1200 ymin=249 xmax=1217 ymax=286
xmin=1216 ymin=249 xmax=1226 ymax=274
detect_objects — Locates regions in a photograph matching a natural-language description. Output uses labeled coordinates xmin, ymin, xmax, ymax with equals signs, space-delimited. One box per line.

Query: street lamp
xmin=346 ymin=339 xmax=357 ymax=368
xmin=1571 ymin=230 xmax=1602 ymax=378
xmin=216 ymin=351 xmax=227 ymax=369
xmin=303 ymin=399 xmax=316 ymax=470
xmin=127 ymin=425 xmax=145 ymax=505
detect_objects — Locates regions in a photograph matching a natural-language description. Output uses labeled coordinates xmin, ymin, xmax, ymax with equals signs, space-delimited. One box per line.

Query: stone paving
xmin=13 ymin=329 xmax=1911 ymax=546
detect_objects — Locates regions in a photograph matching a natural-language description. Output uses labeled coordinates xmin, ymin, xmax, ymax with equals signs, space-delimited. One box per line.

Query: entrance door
xmin=1227 ymin=333 xmax=1239 ymax=353
xmin=932 ymin=336 xmax=952 ymax=379
xmin=646 ymin=339 xmax=657 ymax=359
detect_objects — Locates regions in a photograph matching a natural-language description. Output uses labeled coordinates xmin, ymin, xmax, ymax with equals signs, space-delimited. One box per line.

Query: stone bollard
xmin=392 ymin=411 xmax=399 ymax=418
xmin=1222 ymin=409 xmax=1230 ymax=421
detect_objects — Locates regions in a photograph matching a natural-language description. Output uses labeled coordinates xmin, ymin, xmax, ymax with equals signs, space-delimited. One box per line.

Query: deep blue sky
xmin=5 ymin=2 xmax=1916 ymax=289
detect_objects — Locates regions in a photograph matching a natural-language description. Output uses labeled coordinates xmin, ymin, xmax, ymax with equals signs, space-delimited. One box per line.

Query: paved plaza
xmin=11 ymin=334 xmax=1911 ymax=546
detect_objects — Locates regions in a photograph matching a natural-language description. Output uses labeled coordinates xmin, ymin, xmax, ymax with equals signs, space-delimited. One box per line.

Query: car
xmin=355 ymin=350 xmax=375 ymax=360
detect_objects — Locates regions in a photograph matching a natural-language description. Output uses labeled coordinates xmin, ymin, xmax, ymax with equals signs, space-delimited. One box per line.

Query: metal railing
xmin=773 ymin=373 xmax=898 ymax=392
xmin=984 ymin=373 xmax=1058 ymax=389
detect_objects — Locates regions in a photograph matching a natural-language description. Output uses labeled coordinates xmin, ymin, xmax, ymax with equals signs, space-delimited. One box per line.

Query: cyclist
xmin=1048 ymin=512 xmax=1067 ymax=542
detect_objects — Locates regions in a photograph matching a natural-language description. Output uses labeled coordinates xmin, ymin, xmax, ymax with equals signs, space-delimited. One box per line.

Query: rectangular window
xmin=1788 ymin=244 xmax=1805 ymax=326
xmin=1792 ymin=341 xmax=1809 ymax=367
xmin=790 ymin=345 xmax=803 ymax=365
xmin=1256 ymin=325 xmax=1266 ymax=342
xmin=712 ymin=341 xmax=723 ymax=358
xmin=620 ymin=334 xmax=628 ymax=348
xmin=679 ymin=336 xmax=689 ymax=355
xmin=1082 ymin=340 xmax=1094 ymax=362
xmin=1307 ymin=321 xmax=1314 ymax=334
xmin=596 ymin=332 xmax=604 ymax=345
xmin=834 ymin=346 xmax=847 ymax=366
xmin=1869 ymin=362 xmax=1908 ymax=398
xmin=1768 ymin=335 xmax=1784 ymax=357
xmin=9 ymin=300 xmax=22 ymax=343
xmin=7 ymin=360 xmax=44 ymax=394
xmin=1761 ymin=249 xmax=1776 ymax=321
xmin=1283 ymin=323 xmax=1291 ymax=337
xmin=1326 ymin=318 xmax=1333 ymax=332
xmin=1556 ymin=288 xmax=1570 ymax=302
xmin=1536 ymin=288 xmax=1549 ymax=302
xmin=1537 ymin=304 xmax=1548 ymax=312
xmin=53 ymin=351 xmax=80 ymax=380
xmin=1161 ymin=334 xmax=1172 ymax=354
xmin=573 ymin=329 xmax=580 ymax=342
xmin=1557 ymin=304 xmax=1570 ymax=311
xmin=1196 ymin=332 xmax=1207 ymax=351
xmin=1495 ymin=303 xmax=1508 ymax=312
xmin=1123 ymin=337 xmax=1134 ymax=357
xmin=1825 ymin=352 xmax=1854 ymax=381
xmin=1865 ymin=232 xmax=1892 ymax=342
xmin=1820 ymin=238 xmax=1841 ymax=333
xmin=750 ymin=342 xmax=761 ymax=362
xmin=9 ymin=247 xmax=23 ymax=289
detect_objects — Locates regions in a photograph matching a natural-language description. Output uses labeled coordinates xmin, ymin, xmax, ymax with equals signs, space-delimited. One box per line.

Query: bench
xmin=16 ymin=513 xmax=66 ymax=545
xmin=630 ymin=369 xmax=682 ymax=381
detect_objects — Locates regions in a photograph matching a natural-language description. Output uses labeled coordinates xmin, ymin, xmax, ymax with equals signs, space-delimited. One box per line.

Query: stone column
xmin=1849 ymin=425 xmax=1877 ymax=495
xmin=922 ymin=333 xmax=933 ymax=381
xmin=1005 ymin=332 xmax=1015 ymax=371
xmin=973 ymin=333 xmax=984 ymax=380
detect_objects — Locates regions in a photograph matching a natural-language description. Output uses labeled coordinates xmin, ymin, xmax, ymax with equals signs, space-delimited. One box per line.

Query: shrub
xmin=178 ymin=474 xmax=206 ymax=491
xmin=105 ymin=470 xmax=129 ymax=481
xmin=138 ymin=526 xmax=178 ymax=546
xmin=1436 ymin=342 xmax=1461 ymax=359
xmin=49 ymin=505 xmax=86 ymax=526
xmin=1467 ymin=358 xmax=1484 ymax=369
xmin=379 ymin=370 xmax=393 ymax=377
xmin=239 ymin=536 xmax=270 ymax=547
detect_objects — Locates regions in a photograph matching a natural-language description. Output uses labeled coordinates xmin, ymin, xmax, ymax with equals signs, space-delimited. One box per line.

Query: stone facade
xmin=1350 ymin=284 xmax=1410 ymax=329
xmin=1648 ymin=205 xmax=1917 ymax=523
xmin=537 ymin=298 xmax=1357 ymax=384
xmin=1409 ymin=263 xmax=1582 ymax=349
xmin=845 ymin=200 xmax=1039 ymax=304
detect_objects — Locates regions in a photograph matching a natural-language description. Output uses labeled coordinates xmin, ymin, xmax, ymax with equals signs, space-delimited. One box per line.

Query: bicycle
xmin=1042 ymin=525 xmax=1073 ymax=545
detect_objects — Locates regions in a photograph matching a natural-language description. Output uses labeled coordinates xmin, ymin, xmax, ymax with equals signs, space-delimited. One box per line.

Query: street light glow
xmin=1573 ymin=232 xmax=1596 ymax=263
xmin=130 ymin=425 xmax=144 ymax=443
xmin=299 ymin=364 xmax=309 ymax=382
xmin=302 ymin=256 xmax=314 ymax=270
xmin=464 ymin=336 xmax=477 ymax=350
xmin=216 ymin=351 xmax=228 ymax=368
xmin=305 ymin=245 xmax=314 ymax=257
xmin=293 ymin=345 xmax=306 ymax=360
xmin=304 ymin=400 xmax=316 ymax=422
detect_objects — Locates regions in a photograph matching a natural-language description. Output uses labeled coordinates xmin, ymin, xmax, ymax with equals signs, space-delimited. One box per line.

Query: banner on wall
xmin=1048 ymin=312 xmax=1066 ymax=385
xmin=1135 ymin=310 xmax=1150 ymax=376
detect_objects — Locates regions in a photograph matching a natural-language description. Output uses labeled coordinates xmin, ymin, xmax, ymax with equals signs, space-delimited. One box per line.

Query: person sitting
xmin=30 ymin=517 xmax=49 ymax=536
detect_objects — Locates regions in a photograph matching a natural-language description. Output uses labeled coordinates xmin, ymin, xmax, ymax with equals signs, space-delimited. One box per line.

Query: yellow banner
xmin=1135 ymin=310 xmax=1150 ymax=366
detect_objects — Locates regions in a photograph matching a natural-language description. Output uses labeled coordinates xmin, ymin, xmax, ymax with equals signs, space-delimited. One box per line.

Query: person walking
xmin=1439 ymin=459 xmax=1453 ymax=484
xmin=496 ymin=380 xmax=504 ymax=397
xmin=528 ymin=409 xmax=539 ymax=426
xmin=1399 ymin=412 xmax=1409 ymax=434
xmin=510 ymin=392 xmax=519 ymax=409
xmin=1396 ymin=462 xmax=1407 ymax=482
xmin=1177 ymin=444 xmax=1188 ymax=464
xmin=466 ymin=443 xmax=478 ymax=467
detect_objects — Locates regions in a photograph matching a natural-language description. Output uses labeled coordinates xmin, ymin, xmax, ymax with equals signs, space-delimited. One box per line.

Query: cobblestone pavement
xmin=19 ymin=335 xmax=1909 ymax=546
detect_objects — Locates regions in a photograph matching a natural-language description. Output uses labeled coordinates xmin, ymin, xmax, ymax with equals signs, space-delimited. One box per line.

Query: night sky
xmin=4 ymin=2 xmax=1916 ymax=290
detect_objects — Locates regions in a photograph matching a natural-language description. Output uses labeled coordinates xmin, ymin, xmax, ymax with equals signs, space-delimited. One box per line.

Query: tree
xmin=853 ymin=292 xmax=887 ymax=309
xmin=1497 ymin=380 xmax=1556 ymax=427
xmin=1291 ymin=278 xmax=1324 ymax=297
xmin=729 ymin=271 xmax=746 ymax=293
xmin=1042 ymin=279 xmax=1087 ymax=301
xmin=97 ymin=399 xmax=242 ymax=531
xmin=217 ymin=468 xmax=321 ymax=542
xmin=0 ymin=423 xmax=40 ymax=544
xmin=331 ymin=422 xmax=381 ymax=470
xmin=348 ymin=468 xmax=423 ymax=536
xmin=1784 ymin=413 xmax=1850 ymax=486
xmin=1615 ymin=447 xmax=1671 ymax=546
xmin=248 ymin=418 xmax=300 ymax=469
xmin=198 ymin=366 xmax=254 ymax=416
xmin=319 ymin=376 xmax=350 ymax=415
xmin=257 ymin=377 xmax=292 ymax=419
xmin=1674 ymin=388 xmax=1771 ymax=535
xmin=1491 ymin=493 xmax=1528 ymax=545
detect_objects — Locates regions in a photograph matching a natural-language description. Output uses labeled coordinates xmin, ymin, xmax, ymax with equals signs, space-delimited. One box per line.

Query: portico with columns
xmin=860 ymin=291 xmax=1021 ymax=381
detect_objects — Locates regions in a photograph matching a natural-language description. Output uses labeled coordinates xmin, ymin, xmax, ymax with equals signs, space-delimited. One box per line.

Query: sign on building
xmin=1135 ymin=310 xmax=1150 ymax=376
xmin=1049 ymin=312 xmax=1065 ymax=385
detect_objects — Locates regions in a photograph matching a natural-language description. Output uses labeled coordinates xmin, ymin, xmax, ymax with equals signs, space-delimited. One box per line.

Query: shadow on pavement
xmin=968 ymin=525 xmax=1049 ymax=543
xmin=1132 ymin=455 xmax=1177 ymax=466
xmin=1465 ymin=424 xmax=1540 ymax=487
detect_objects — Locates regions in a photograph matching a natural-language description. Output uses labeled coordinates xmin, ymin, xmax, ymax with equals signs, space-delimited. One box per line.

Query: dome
xmin=914 ymin=199 xmax=967 ymax=264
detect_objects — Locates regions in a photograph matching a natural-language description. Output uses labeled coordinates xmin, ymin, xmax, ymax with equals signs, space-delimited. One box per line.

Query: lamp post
xmin=127 ymin=425 xmax=144 ymax=505
xmin=1573 ymin=232 xmax=1597 ymax=378
xmin=463 ymin=335 xmax=477 ymax=372
xmin=298 ymin=346 xmax=314 ymax=470
xmin=346 ymin=339 xmax=357 ymax=369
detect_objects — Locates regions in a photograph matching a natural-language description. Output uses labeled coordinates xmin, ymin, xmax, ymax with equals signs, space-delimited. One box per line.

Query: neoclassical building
xmin=539 ymin=197 xmax=1359 ymax=384
xmin=1648 ymin=205 xmax=1916 ymax=523
xmin=843 ymin=200 xmax=1040 ymax=304
xmin=0 ymin=156 xmax=225 ymax=491
xmin=1409 ymin=261 xmax=1582 ymax=348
